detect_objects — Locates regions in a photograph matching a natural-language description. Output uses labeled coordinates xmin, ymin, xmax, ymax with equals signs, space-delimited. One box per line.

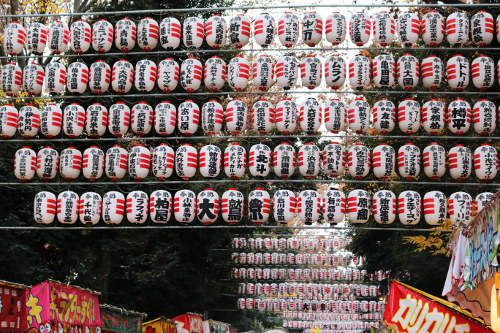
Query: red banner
xmin=172 ymin=314 xmax=202 ymax=333
xmin=0 ymin=281 xmax=28 ymax=333
xmin=384 ymin=281 xmax=492 ymax=332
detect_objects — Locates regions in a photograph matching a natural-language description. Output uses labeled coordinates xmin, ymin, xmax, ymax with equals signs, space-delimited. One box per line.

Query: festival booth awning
xmin=0 ymin=280 xmax=29 ymax=333
xmin=172 ymin=313 xmax=203 ymax=333
xmin=142 ymin=316 xmax=177 ymax=333
xmin=384 ymin=280 xmax=492 ymax=332
xmin=101 ymin=304 xmax=147 ymax=333
xmin=202 ymin=319 xmax=230 ymax=333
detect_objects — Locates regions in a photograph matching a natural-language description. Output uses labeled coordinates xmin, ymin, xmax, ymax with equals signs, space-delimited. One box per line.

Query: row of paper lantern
xmin=238 ymin=298 xmax=384 ymax=313
xmin=232 ymin=267 xmax=386 ymax=281
xmin=232 ymin=237 xmax=352 ymax=251
xmin=2 ymin=53 xmax=498 ymax=96
xmin=232 ymin=252 xmax=360 ymax=266
xmin=286 ymin=321 xmax=380 ymax=331
xmin=284 ymin=311 xmax=382 ymax=322
xmin=17 ymin=141 xmax=498 ymax=183
xmin=238 ymin=282 xmax=380 ymax=297
xmin=4 ymin=10 xmax=498 ymax=56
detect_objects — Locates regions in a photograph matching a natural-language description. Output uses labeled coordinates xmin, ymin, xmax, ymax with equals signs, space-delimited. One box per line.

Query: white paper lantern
xmin=299 ymin=97 xmax=322 ymax=133
xmin=204 ymin=56 xmax=226 ymax=91
xmin=22 ymin=62 xmax=44 ymax=95
xmin=126 ymin=191 xmax=148 ymax=224
xmin=150 ymin=190 xmax=172 ymax=223
xmin=278 ymin=12 xmax=299 ymax=47
xmin=397 ymin=191 xmax=421 ymax=225
xmin=128 ymin=144 xmax=150 ymax=180
xmin=350 ymin=12 xmax=371 ymax=46
xmin=298 ymin=190 xmax=321 ymax=225
xmin=1 ymin=62 xmax=22 ymax=96
xmin=422 ymin=99 xmax=445 ymax=135
xmin=40 ymin=103 xmax=62 ymax=138
xmin=115 ymin=17 xmax=136 ymax=51
xmin=26 ymin=22 xmax=48 ymax=54
xmin=421 ymin=55 xmax=443 ymax=90
xmin=446 ymin=12 xmax=469 ymax=45
xmin=273 ymin=190 xmax=296 ymax=225
xmin=347 ymin=97 xmax=370 ymax=134
xmin=44 ymin=62 xmax=66 ymax=94
xmin=449 ymin=144 xmax=472 ymax=181
xmin=302 ymin=12 xmax=323 ymax=46
xmin=325 ymin=12 xmax=346 ymax=45
xmin=175 ymin=144 xmax=197 ymax=180
xmin=474 ymin=144 xmax=498 ymax=181
xmin=397 ymin=143 xmax=420 ymax=180
xmin=249 ymin=143 xmax=271 ymax=177
xmin=108 ymin=102 xmax=130 ymax=137
xmin=397 ymin=53 xmax=419 ymax=90
xmin=174 ymin=189 xmax=196 ymax=224
xmin=471 ymin=11 xmax=494 ymax=46
xmin=423 ymin=142 xmax=446 ymax=180
xmin=130 ymin=102 xmax=153 ymax=136
xmin=177 ymin=99 xmax=199 ymax=135
xmin=398 ymin=98 xmax=420 ymax=134
xmin=347 ymin=190 xmax=370 ymax=224
xmin=323 ymin=189 xmax=345 ymax=224
xmin=83 ymin=146 xmax=104 ymax=181
xmin=397 ymin=12 xmax=420 ymax=47
xmin=473 ymin=99 xmax=496 ymax=135
xmin=17 ymin=104 xmax=39 ymax=138
xmin=252 ymin=55 xmax=274 ymax=91
xmin=157 ymin=58 xmax=179 ymax=92
xmin=372 ymin=143 xmax=395 ymax=180
xmin=348 ymin=143 xmax=370 ymax=179
xmin=183 ymin=17 xmax=204 ymax=48
xmin=254 ymin=13 xmax=275 ymax=48
xmin=91 ymin=19 xmax=113 ymax=53
xmin=180 ymin=57 xmax=203 ymax=92
xmin=15 ymin=146 xmax=36 ymax=181
xmin=224 ymin=143 xmax=246 ymax=179
xmin=197 ymin=188 xmax=219 ymax=225
xmin=134 ymin=59 xmax=156 ymax=92
xmin=151 ymin=143 xmax=174 ymax=180
xmin=475 ymin=192 xmax=493 ymax=215
xmin=85 ymin=103 xmax=107 ymax=137
xmin=66 ymin=61 xmax=88 ymax=94
xmin=105 ymin=145 xmax=128 ymax=181
xmin=276 ymin=55 xmax=298 ymax=90
xmin=205 ymin=15 xmax=226 ymax=48
xmin=323 ymin=142 xmax=345 ymax=178
xmin=273 ymin=142 xmax=296 ymax=179
xmin=199 ymin=144 xmax=221 ymax=178
xmin=229 ymin=14 xmax=251 ymax=48
xmin=226 ymin=99 xmax=247 ymax=134
xmin=300 ymin=55 xmax=322 ymax=89
xmin=112 ymin=59 xmax=134 ymax=94
xmin=348 ymin=54 xmax=370 ymax=90
xmin=36 ymin=146 xmax=58 ymax=180
xmin=0 ymin=104 xmax=18 ymax=138
xmin=372 ymin=98 xmax=395 ymax=134
xmin=373 ymin=54 xmax=395 ymax=88
xmin=372 ymin=190 xmax=396 ymax=225
xmin=423 ymin=191 xmax=447 ymax=225
xmin=447 ymin=98 xmax=471 ymax=135
xmin=449 ymin=191 xmax=473 ymax=225
xmin=325 ymin=55 xmax=346 ymax=89
xmin=222 ymin=188 xmax=244 ymax=224
xmin=422 ymin=11 xmax=444 ymax=46
xmin=275 ymin=98 xmax=297 ymax=134
xmin=89 ymin=60 xmax=111 ymax=94
xmin=248 ymin=188 xmax=270 ymax=224
xmin=447 ymin=54 xmax=469 ymax=90
xmin=57 ymin=191 xmax=79 ymax=224
xmin=373 ymin=12 xmax=395 ymax=46
xmin=252 ymin=99 xmax=274 ymax=134
xmin=324 ymin=99 xmax=346 ymax=133
xmin=34 ymin=191 xmax=56 ymax=224
xmin=59 ymin=146 xmax=82 ymax=180
xmin=160 ymin=17 xmax=181 ymax=50
xmin=472 ymin=55 xmax=494 ymax=90
xmin=137 ymin=17 xmax=159 ymax=50
xmin=102 ymin=191 xmax=125 ymax=224
xmin=79 ymin=192 xmax=101 ymax=225
xmin=48 ymin=21 xmax=69 ymax=54
xmin=298 ymin=143 xmax=321 ymax=178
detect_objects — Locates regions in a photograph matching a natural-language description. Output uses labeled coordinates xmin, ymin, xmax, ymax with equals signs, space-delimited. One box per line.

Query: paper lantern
xmin=397 ymin=53 xmax=419 ymax=90
xmin=175 ymin=144 xmax=197 ymax=180
xmin=323 ymin=189 xmax=345 ymax=224
xmin=174 ymin=189 xmax=196 ymax=224
xmin=134 ymin=59 xmax=156 ymax=92
xmin=422 ymin=99 xmax=445 ymax=135
xmin=447 ymin=54 xmax=469 ymax=90
xmin=59 ymin=146 xmax=82 ymax=180
xmin=324 ymin=55 xmax=346 ymax=89
xmin=227 ymin=56 xmax=250 ymax=91
xmin=298 ymin=190 xmax=321 ymax=225
xmin=397 ymin=143 xmax=420 ymax=180
xmin=157 ymin=58 xmax=179 ymax=93
xmin=373 ymin=12 xmax=395 ymax=46
xmin=57 ymin=191 xmax=79 ymax=224
xmin=36 ymin=146 xmax=58 ymax=180
xmin=473 ymin=99 xmax=496 ymax=135
xmin=180 ymin=57 xmax=202 ymax=92
xmin=199 ymin=144 xmax=221 ymax=178
xmin=204 ymin=56 xmax=226 ymax=91
xmin=423 ymin=191 xmax=447 ymax=225
xmin=237 ymin=298 xmax=246 ymax=310
xmin=298 ymin=143 xmax=321 ymax=178
xmin=323 ymin=142 xmax=345 ymax=178
xmin=397 ymin=12 xmax=419 ymax=47
xmin=0 ymin=104 xmax=18 ymax=138
xmin=115 ymin=17 xmax=136 ymax=51
xmin=221 ymin=188 xmax=244 ymax=224
xmin=177 ymin=100 xmax=199 ymax=135
xmin=446 ymin=12 xmax=469 ymax=45
xmin=137 ymin=17 xmax=159 ymax=50
xmin=229 ymin=14 xmax=250 ymax=48
xmin=449 ymin=144 xmax=472 ymax=181
xmin=82 ymin=146 xmax=104 ymax=181
xmin=422 ymin=11 xmax=444 ymax=46
xmin=273 ymin=142 xmax=296 ymax=179
xmin=372 ymin=143 xmax=395 ymax=180
xmin=348 ymin=143 xmax=370 ymax=179
xmin=273 ymin=190 xmax=296 ymax=225
xmin=324 ymin=99 xmax=346 ymax=133
xmin=105 ymin=145 xmax=128 ymax=181
xmin=1 ymin=62 xmax=22 ymax=96
xmin=275 ymin=98 xmax=297 ymax=134
xmin=252 ymin=55 xmax=274 ymax=91
xmin=26 ymin=22 xmax=48 ymax=54
xmin=224 ymin=143 xmax=246 ymax=179
xmin=302 ymin=12 xmax=323 ymax=46
xmin=278 ymin=12 xmax=299 ymax=47
xmin=130 ymin=102 xmax=153 ymax=136
xmin=159 ymin=17 xmax=180 ymax=49
xmin=44 ymin=62 xmax=66 ymax=94
xmin=252 ymin=99 xmax=274 ymax=134
xmin=248 ymin=188 xmax=270 ymax=224
xmin=40 ymin=103 xmax=62 ymax=138
xmin=276 ymin=55 xmax=298 ymax=90
xmin=447 ymin=98 xmax=471 ymax=135
xmin=48 ymin=21 xmax=69 ymax=54
xmin=372 ymin=98 xmax=395 ymax=134
xmin=196 ymin=188 xmax=219 ymax=225
xmin=249 ymin=143 xmax=271 ymax=177
xmin=472 ymin=55 xmax=494 ymax=90
xmin=149 ymin=190 xmax=172 ymax=223
xmin=350 ymin=12 xmax=371 ymax=46
xmin=91 ymin=19 xmax=113 ymax=53
xmin=421 ymin=55 xmax=443 ymax=90
xmin=205 ymin=15 xmax=226 ymax=49
xmin=128 ymin=144 xmax=150 ymax=180
xmin=108 ymin=102 xmax=130 ymax=137
xmin=398 ymin=98 xmax=420 ymax=135
xmin=372 ymin=190 xmax=396 ymax=224
xmin=423 ymin=142 xmax=446 ymax=180
xmin=102 ymin=191 xmax=125 ymax=224
xmin=89 ymin=60 xmax=111 ymax=94
xmin=183 ymin=17 xmax=204 ymax=48
xmin=347 ymin=190 xmax=370 ymax=224
xmin=348 ymin=54 xmax=370 ymax=90
xmin=300 ymin=55 xmax=322 ymax=89
xmin=325 ymin=12 xmax=346 ymax=45
xmin=226 ymin=99 xmax=247 ymax=134
xmin=471 ymin=11 xmax=494 ymax=46
xmin=112 ymin=59 xmax=134 ymax=93
xmin=34 ymin=191 xmax=56 ymax=224
xmin=347 ymin=97 xmax=370 ymax=134
xmin=449 ymin=192 xmax=473 ymax=225
xmin=254 ymin=13 xmax=275 ymax=48
xmin=70 ymin=20 xmax=92 ymax=53
xmin=79 ymin=192 xmax=101 ymax=225
xmin=398 ymin=191 xmax=421 ymax=225
xmin=475 ymin=192 xmax=493 ymax=215
xmin=299 ymin=97 xmax=322 ymax=133
xmin=152 ymin=102 xmax=175 ymax=136
xmin=85 ymin=103 xmax=107 ymax=137
xmin=15 ymin=146 xmax=36 ymax=181
xmin=372 ymin=54 xmax=395 ymax=88
xmin=66 ymin=61 xmax=88 ymax=94
xmin=474 ymin=144 xmax=498 ymax=181
xmin=151 ymin=143 xmax=174 ymax=180
xmin=22 ymin=62 xmax=44 ymax=95
xmin=126 ymin=191 xmax=148 ymax=224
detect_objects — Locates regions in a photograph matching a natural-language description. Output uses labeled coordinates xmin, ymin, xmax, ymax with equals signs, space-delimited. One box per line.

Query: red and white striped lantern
xmin=229 ymin=14 xmax=251 ymax=48
xmin=373 ymin=54 xmax=395 ymax=88
xmin=325 ymin=55 xmax=346 ymax=89
xmin=226 ymin=99 xmax=247 ymax=134
xmin=273 ymin=190 xmax=296 ymax=225
xmin=108 ymin=102 xmax=130 ymax=137
xmin=348 ymin=54 xmax=370 ymax=90
xmin=224 ymin=143 xmax=246 ymax=179
xmin=398 ymin=191 xmax=421 ymax=225
xmin=373 ymin=12 xmax=395 ymax=46
xmin=473 ymin=99 xmax=496 ymax=135
xmin=472 ymin=55 xmax=494 ymax=90
xmin=150 ymin=190 xmax=172 ymax=223
xmin=471 ymin=11 xmax=494 ymax=46
xmin=423 ymin=191 xmax=447 ymax=225
xmin=299 ymin=98 xmax=322 ymax=133
xmin=22 ymin=62 xmax=44 ymax=96
xmin=114 ymin=17 xmax=136 ymax=51
xmin=422 ymin=11 xmax=444 ymax=46
xmin=326 ymin=12 xmax=346 ymax=45
xmin=226 ymin=57 xmax=249 ymax=92
xmin=177 ymin=100 xmax=199 ymax=135
xmin=26 ymin=22 xmax=48 ymax=54
xmin=222 ymin=188 xmax=244 ymax=224
xmin=102 ymin=191 xmax=125 ymax=224
xmin=324 ymin=99 xmax=346 ymax=133
xmin=201 ymin=100 xmax=223 ymax=135
xmin=372 ymin=99 xmax=395 ymax=134
xmin=447 ymin=98 xmax=471 ymax=135
xmin=1 ymin=62 xmax=22 ymax=96
xmin=323 ymin=142 xmax=345 ymax=178
xmin=180 ymin=57 xmax=202 ymax=92
xmin=398 ymin=98 xmax=420 ymax=135
xmin=134 ymin=59 xmax=156 ymax=92
xmin=475 ymin=192 xmax=493 ymax=214
xmin=422 ymin=99 xmax=445 ymax=135
xmin=298 ymin=143 xmax=321 ymax=178
xmin=447 ymin=54 xmax=469 ymax=90
xmin=276 ymin=55 xmax=298 ymax=90
xmin=446 ymin=12 xmax=469 ymax=45
xmin=44 ymin=62 xmax=66 ymax=94
xmin=254 ymin=13 xmax=275 ymax=48
xmin=159 ymin=17 xmax=180 ymax=50
xmin=82 ymin=146 xmax=104 ymax=181
xmin=152 ymin=143 xmax=174 ymax=180
xmin=252 ymin=55 xmax=274 ymax=91
xmin=85 ymin=103 xmax=107 ymax=137
xmin=204 ymin=56 xmax=226 ymax=91
xmin=199 ymin=144 xmax=221 ymax=178
xmin=323 ymin=189 xmax=345 ymax=224
xmin=128 ymin=144 xmax=150 ymax=180
xmin=300 ymin=55 xmax=322 ymax=89
xmin=14 ymin=146 xmax=36 ymax=181
xmin=348 ymin=143 xmax=370 ymax=179
xmin=398 ymin=143 xmax=420 ymax=180
xmin=373 ymin=190 xmax=396 ymax=224
xmin=174 ymin=189 xmax=196 ymax=224
xmin=79 ymin=192 xmax=101 ymax=225
xmin=36 ymin=146 xmax=58 ymax=180
xmin=0 ymin=104 xmax=17 ymax=138
xmin=112 ymin=59 xmax=134 ymax=94
xmin=34 ymin=191 xmax=56 ymax=224
xmin=40 ymin=103 xmax=62 ymax=138
xmin=278 ymin=12 xmax=299 ymax=47
xmin=397 ymin=54 xmax=419 ymax=90
xmin=248 ymin=188 xmax=270 ymax=224
xmin=137 ymin=17 xmax=159 ymax=50
xmin=298 ymin=190 xmax=321 ymax=225
xmin=197 ymin=188 xmax=219 ymax=225
xmin=273 ymin=142 xmax=296 ymax=179
xmin=48 ymin=21 xmax=69 ymax=54
xmin=421 ymin=55 xmax=443 ymax=90
xmin=249 ymin=143 xmax=271 ymax=177
xmin=157 ymin=58 xmax=179 ymax=92
xmin=66 ymin=61 xmax=88 ymax=94
xmin=350 ymin=12 xmax=371 ymax=46
xmin=347 ymin=189 xmax=371 ymax=224
xmin=237 ymin=298 xmax=246 ymax=310
xmin=398 ymin=12 xmax=420 ymax=47
xmin=126 ymin=191 xmax=148 ymax=224
xmin=474 ymin=144 xmax=498 ymax=181
xmin=449 ymin=191 xmax=473 ymax=225
xmin=70 ymin=20 xmax=91 ymax=53
xmin=57 ymin=191 xmax=79 ymax=224
xmin=423 ymin=142 xmax=446 ymax=180
xmin=372 ymin=143 xmax=395 ymax=180
xmin=275 ymin=98 xmax=297 ymax=134
xmin=205 ymin=15 xmax=226 ymax=49
xmin=183 ymin=17 xmax=204 ymax=48
xmin=175 ymin=144 xmax=197 ymax=180
xmin=252 ymin=99 xmax=274 ymax=134
xmin=18 ymin=104 xmax=40 ymax=138
xmin=91 ymin=19 xmax=113 ymax=53
xmin=105 ymin=145 xmax=127 ymax=181
xmin=302 ymin=12 xmax=323 ymax=46
xmin=89 ymin=60 xmax=111 ymax=94
xmin=59 ymin=146 xmax=82 ymax=180
xmin=130 ymin=102 xmax=153 ymax=136
xmin=449 ymin=144 xmax=472 ymax=181
xmin=347 ymin=97 xmax=370 ymax=134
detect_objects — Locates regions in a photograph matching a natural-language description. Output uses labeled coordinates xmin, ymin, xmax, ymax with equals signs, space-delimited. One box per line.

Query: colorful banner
xmin=384 ymin=281 xmax=492 ymax=333
xmin=202 ymin=320 xmax=229 ymax=333
xmin=101 ymin=306 xmax=144 ymax=333
xmin=26 ymin=280 xmax=101 ymax=332
xmin=142 ymin=317 xmax=177 ymax=333
xmin=0 ymin=281 xmax=28 ymax=333
xmin=172 ymin=313 xmax=202 ymax=333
